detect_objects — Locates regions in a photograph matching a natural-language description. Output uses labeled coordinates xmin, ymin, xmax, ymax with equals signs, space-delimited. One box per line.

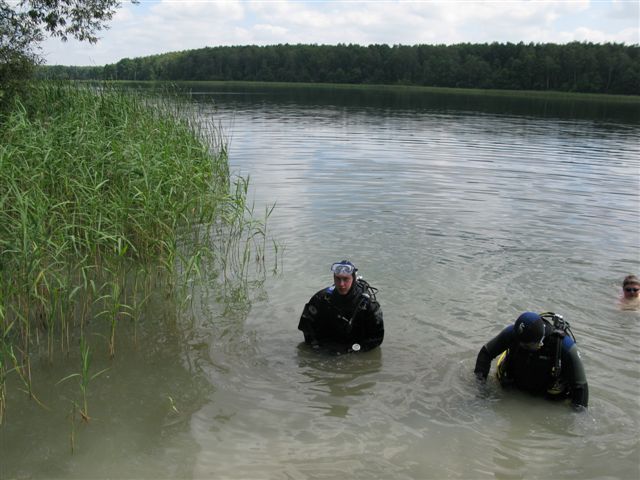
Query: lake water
xmin=2 ymin=84 xmax=639 ymax=479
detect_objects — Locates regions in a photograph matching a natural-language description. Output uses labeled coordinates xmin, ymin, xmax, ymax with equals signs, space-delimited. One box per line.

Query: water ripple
xmin=189 ymin=96 xmax=640 ymax=479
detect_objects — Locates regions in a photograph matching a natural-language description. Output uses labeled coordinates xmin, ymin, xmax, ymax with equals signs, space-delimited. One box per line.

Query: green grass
xmin=0 ymin=82 xmax=273 ymax=424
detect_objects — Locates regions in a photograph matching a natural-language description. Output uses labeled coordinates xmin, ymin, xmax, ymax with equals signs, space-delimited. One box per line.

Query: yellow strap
xmin=496 ymin=350 xmax=508 ymax=380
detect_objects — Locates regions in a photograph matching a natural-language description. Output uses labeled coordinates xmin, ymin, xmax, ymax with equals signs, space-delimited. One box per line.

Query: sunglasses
xmin=624 ymin=287 xmax=640 ymax=293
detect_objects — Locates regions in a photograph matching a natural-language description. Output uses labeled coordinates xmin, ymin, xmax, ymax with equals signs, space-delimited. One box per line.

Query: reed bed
xmin=0 ymin=82 xmax=273 ymax=424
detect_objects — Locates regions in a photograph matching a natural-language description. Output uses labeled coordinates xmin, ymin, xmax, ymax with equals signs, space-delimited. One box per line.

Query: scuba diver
xmin=474 ymin=311 xmax=589 ymax=409
xmin=298 ymin=260 xmax=384 ymax=354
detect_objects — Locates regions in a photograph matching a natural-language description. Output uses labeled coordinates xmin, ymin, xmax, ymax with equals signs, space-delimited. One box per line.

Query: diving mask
xmin=331 ymin=261 xmax=356 ymax=275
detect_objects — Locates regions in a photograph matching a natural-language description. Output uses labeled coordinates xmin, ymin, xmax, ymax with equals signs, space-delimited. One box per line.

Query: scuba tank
xmin=539 ymin=312 xmax=576 ymax=395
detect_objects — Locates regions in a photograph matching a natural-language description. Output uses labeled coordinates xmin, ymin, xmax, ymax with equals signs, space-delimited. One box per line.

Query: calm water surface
xmin=2 ymin=85 xmax=639 ymax=479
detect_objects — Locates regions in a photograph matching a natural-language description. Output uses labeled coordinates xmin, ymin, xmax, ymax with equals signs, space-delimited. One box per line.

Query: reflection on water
xmin=2 ymin=85 xmax=639 ymax=479
xmin=295 ymin=344 xmax=382 ymax=418
xmin=183 ymin=82 xmax=640 ymax=123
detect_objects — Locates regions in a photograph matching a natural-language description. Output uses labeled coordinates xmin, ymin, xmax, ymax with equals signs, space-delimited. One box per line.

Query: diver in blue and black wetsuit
xmin=474 ymin=311 xmax=589 ymax=409
xmin=298 ymin=260 xmax=384 ymax=354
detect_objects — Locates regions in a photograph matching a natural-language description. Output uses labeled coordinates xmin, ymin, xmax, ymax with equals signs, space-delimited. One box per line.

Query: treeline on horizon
xmin=39 ymin=42 xmax=640 ymax=95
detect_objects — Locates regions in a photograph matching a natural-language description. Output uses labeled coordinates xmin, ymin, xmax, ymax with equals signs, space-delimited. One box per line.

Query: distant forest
xmin=40 ymin=42 xmax=640 ymax=95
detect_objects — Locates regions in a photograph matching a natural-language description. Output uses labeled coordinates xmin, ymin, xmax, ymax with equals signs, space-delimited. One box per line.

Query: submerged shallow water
xmin=2 ymin=85 xmax=639 ymax=479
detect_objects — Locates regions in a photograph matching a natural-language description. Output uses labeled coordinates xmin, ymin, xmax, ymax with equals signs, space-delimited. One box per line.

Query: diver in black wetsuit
xmin=474 ymin=311 xmax=589 ymax=409
xmin=298 ymin=260 xmax=384 ymax=354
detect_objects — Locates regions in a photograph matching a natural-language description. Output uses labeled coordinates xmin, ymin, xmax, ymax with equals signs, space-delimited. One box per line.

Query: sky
xmin=41 ymin=0 xmax=640 ymax=66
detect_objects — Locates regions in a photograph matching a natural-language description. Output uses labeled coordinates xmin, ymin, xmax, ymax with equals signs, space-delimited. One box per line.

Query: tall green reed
xmin=0 ymin=82 xmax=277 ymax=424
xmin=56 ymin=335 xmax=109 ymax=423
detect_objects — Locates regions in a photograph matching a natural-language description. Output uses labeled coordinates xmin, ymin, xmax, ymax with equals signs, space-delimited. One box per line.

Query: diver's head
xmin=331 ymin=260 xmax=357 ymax=295
xmin=623 ymin=275 xmax=640 ymax=299
xmin=514 ymin=312 xmax=545 ymax=351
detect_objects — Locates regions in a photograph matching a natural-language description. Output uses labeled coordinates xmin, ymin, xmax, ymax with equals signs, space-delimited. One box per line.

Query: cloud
xmin=565 ymin=26 xmax=639 ymax=44
xmin=254 ymin=24 xmax=289 ymax=37
xmin=151 ymin=0 xmax=245 ymax=20
xmin=608 ymin=0 xmax=640 ymax=19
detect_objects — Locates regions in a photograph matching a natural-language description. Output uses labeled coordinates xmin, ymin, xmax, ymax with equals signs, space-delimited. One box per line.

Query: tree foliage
xmin=1 ymin=1 xmax=39 ymax=106
xmin=1 ymin=0 xmax=129 ymax=108
xmin=43 ymin=42 xmax=639 ymax=96
xmin=22 ymin=0 xmax=122 ymax=43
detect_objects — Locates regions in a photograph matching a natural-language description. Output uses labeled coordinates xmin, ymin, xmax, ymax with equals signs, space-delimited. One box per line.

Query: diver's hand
xmin=474 ymin=372 xmax=491 ymax=399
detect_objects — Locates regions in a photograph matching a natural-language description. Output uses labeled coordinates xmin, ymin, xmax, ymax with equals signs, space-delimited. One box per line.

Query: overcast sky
xmin=41 ymin=0 xmax=639 ymax=66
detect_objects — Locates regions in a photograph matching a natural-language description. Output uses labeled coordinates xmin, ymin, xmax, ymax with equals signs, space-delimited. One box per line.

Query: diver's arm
xmin=563 ymin=340 xmax=589 ymax=408
xmin=357 ymin=302 xmax=384 ymax=352
xmin=474 ymin=326 xmax=514 ymax=379
xmin=298 ymin=294 xmax=323 ymax=345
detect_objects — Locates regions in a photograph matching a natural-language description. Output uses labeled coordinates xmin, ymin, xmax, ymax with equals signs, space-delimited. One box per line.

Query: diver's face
xmin=334 ymin=274 xmax=353 ymax=295
xmin=623 ymin=285 xmax=640 ymax=299
xmin=519 ymin=334 xmax=545 ymax=351
xmin=519 ymin=341 xmax=543 ymax=351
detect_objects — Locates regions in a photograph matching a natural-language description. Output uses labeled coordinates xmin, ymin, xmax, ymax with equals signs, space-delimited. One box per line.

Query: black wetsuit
xmin=298 ymin=278 xmax=384 ymax=353
xmin=474 ymin=321 xmax=589 ymax=408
